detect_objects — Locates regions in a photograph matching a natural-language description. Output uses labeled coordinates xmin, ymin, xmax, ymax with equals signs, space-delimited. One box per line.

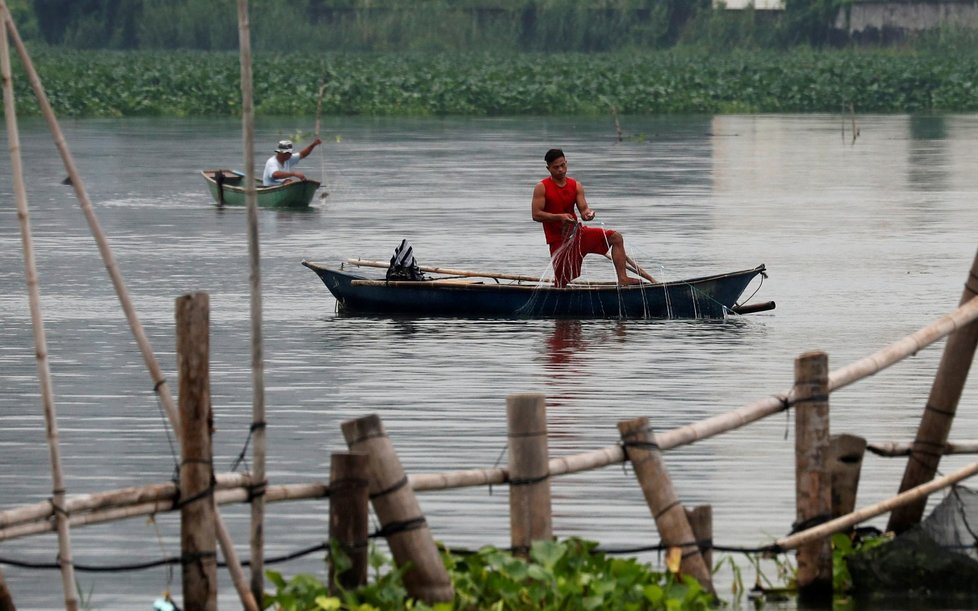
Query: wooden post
xmin=618 ymin=417 xmax=714 ymax=594
xmin=0 ymin=5 xmax=77 ymax=608
xmin=889 ymin=246 xmax=978 ymax=533
xmin=329 ymin=451 xmax=369 ymax=593
xmin=177 ymin=293 xmax=217 ymax=610
xmin=341 ymin=415 xmax=453 ymax=604
xmin=507 ymin=393 xmax=552 ymax=557
xmin=794 ymin=351 xmax=832 ymax=604
xmin=684 ymin=505 xmax=713 ymax=572
xmin=828 ymin=434 xmax=866 ymax=519
xmin=0 ymin=568 xmax=14 ymax=611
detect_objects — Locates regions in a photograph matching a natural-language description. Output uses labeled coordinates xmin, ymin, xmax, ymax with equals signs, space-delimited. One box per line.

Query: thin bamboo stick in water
xmin=236 ymin=1 xmax=267 ymax=605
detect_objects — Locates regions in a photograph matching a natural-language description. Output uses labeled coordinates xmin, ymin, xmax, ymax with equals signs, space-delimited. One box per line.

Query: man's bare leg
xmin=608 ymin=232 xmax=643 ymax=286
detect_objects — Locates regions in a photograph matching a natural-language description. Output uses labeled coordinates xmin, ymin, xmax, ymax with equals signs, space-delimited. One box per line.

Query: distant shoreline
xmin=5 ymin=48 xmax=978 ymax=118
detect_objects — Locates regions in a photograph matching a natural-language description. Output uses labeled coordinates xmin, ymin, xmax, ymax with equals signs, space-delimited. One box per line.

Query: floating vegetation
xmin=5 ymin=47 xmax=978 ymax=118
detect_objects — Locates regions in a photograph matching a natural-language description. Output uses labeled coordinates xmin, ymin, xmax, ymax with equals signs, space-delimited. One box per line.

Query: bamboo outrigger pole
xmin=888 ymin=245 xmax=978 ymax=533
xmin=1 ymin=9 xmax=257 ymax=609
xmin=236 ymin=0 xmax=268 ymax=604
xmin=0 ymin=3 xmax=77 ymax=608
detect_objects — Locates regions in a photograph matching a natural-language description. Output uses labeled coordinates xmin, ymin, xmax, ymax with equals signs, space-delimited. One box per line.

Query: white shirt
xmin=262 ymin=153 xmax=304 ymax=186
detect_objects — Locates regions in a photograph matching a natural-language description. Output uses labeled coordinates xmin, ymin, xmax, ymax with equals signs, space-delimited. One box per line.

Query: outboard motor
xmin=386 ymin=239 xmax=426 ymax=281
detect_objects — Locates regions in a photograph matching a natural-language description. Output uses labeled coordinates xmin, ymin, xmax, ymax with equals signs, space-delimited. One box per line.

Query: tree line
xmin=12 ymin=0 xmax=858 ymax=52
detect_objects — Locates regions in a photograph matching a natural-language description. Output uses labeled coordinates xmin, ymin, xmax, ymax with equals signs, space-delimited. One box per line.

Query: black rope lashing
xmin=371 ymin=516 xmax=427 ymax=539
xmin=507 ymin=430 xmax=547 ymax=439
xmin=247 ymin=480 xmax=268 ymax=502
xmin=48 ymin=498 xmax=69 ymax=518
xmin=370 ymin=475 xmax=408 ymax=500
xmin=346 ymin=430 xmax=388 ymax=446
xmin=909 ymin=438 xmax=949 ymax=460
xmin=790 ymin=513 xmax=833 ymax=535
xmin=171 ymin=482 xmax=216 ymax=510
xmin=180 ymin=550 xmax=217 ymax=566
xmin=795 ymin=393 xmax=829 ymax=404
xmin=622 ymin=439 xmax=660 ymax=452
xmin=153 ymin=378 xmax=167 ymax=393
xmin=230 ymin=420 xmax=266 ymax=472
xmin=925 ymin=403 xmax=957 ymax=418
xmin=508 ymin=472 xmax=550 ymax=487
xmin=653 ymin=500 xmax=681 ymax=521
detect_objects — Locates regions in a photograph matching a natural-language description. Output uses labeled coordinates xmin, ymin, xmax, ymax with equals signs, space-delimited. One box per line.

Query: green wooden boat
xmin=201 ymin=169 xmax=320 ymax=208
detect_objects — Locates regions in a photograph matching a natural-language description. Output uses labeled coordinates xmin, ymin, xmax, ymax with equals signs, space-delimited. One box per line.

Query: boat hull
xmin=302 ymin=261 xmax=768 ymax=320
xmin=201 ymin=169 xmax=319 ymax=208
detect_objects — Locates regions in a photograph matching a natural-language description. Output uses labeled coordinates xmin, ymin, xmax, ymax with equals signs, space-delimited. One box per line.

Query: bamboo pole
xmin=177 ymin=293 xmax=218 ymax=610
xmin=1 ymin=1 xmax=179 ymax=434
xmin=775 ymin=459 xmax=978 ymax=552
xmin=0 ymin=473 xmax=250 ymax=530
xmin=404 ymin=293 xmax=978 ymax=494
xmin=343 ymin=259 xmax=545 ymax=283
xmin=507 ymin=393 xmax=553 ymax=557
xmin=0 ymin=568 xmax=14 ymax=611
xmin=329 ymin=452 xmax=369 ymax=593
xmin=618 ymin=417 xmax=714 ymax=594
xmin=1 ymin=9 xmax=257 ymax=606
xmin=828 ymin=434 xmax=866 ymax=519
xmin=342 ymin=415 xmax=453 ymax=604
xmin=0 ymin=480 xmax=330 ymax=543
xmin=888 ymin=246 xmax=978 ymax=533
xmin=868 ymin=441 xmax=978 ymax=457
xmin=235 ymin=1 xmax=268 ymax=604
xmin=0 ymin=5 xmax=78 ymax=608
xmin=793 ymin=352 xmax=832 ymax=603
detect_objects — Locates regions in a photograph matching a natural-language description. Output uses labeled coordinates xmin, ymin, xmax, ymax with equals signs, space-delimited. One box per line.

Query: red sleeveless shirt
xmin=541 ymin=176 xmax=578 ymax=244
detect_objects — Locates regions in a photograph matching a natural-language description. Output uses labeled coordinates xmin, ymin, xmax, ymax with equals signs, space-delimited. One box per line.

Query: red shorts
xmin=548 ymin=226 xmax=614 ymax=288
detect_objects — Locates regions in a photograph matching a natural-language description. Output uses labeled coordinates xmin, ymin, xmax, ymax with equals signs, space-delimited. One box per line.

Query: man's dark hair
xmin=544 ymin=148 xmax=564 ymax=165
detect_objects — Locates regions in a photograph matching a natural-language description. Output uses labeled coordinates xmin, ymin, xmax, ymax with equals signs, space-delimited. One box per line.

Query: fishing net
xmin=847 ymin=485 xmax=978 ymax=603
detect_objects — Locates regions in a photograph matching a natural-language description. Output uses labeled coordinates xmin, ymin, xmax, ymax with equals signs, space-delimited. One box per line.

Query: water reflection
xmin=908 ymin=115 xmax=949 ymax=193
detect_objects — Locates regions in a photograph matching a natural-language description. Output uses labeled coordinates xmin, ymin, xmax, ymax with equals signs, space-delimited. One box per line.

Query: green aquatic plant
xmin=264 ymin=537 xmax=714 ymax=610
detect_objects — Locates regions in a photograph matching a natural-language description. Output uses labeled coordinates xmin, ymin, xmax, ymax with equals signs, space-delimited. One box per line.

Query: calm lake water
xmin=1 ymin=114 xmax=977 ymax=609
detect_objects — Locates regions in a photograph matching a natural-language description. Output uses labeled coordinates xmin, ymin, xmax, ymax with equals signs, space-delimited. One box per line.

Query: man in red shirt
xmin=531 ymin=148 xmax=653 ymax=288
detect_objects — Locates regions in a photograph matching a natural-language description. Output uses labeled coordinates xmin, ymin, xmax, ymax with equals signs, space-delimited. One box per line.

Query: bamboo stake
xmin=0 ymin=5 xmax=77 ymax=608
xmin=684 ymin=506 xmax=713 ymax=572
xmin=342 ymin=415 xmax=454 ymax=603
xmin=1 ymin=10 xmax=257 ymax=606
xmin=177 ymin=293 xmax=218 ymax=610
xmin=507 ymin=393 xmax=553 ymax=558
xmin=618 ymin=417 xmax=714 ymax=594
xmin=888 ymin=246 xmax=978 ymax=533
xmin=235 ymin=1 xmax=267 ymax=604
xmin=775 ymin=459 xmax=978 ymax=552
xmin=329 ymin=452 xmax=369 ymax=593
xmin=343 ymin=259 xmax=545 ymax=283
xmin=828 ymin=434 xmax=866 ymax=519
xmin=793 ymin=352 xmax=832 ymax=603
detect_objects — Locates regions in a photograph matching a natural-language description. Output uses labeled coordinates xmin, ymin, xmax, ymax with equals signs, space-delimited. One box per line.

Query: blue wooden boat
xmin=301 ymin=259 xmax=773 ymax=319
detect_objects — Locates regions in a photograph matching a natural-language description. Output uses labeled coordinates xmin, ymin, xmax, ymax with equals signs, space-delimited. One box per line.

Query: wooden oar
xmin=600 ymin=253 xmax=657 ymax=283
xmin=345 ymin=258 xmax=545 ymax=283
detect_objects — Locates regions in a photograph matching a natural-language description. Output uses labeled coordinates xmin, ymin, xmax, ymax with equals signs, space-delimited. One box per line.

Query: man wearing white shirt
xmin=262 ymin=138 xmax=322 ymax=186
